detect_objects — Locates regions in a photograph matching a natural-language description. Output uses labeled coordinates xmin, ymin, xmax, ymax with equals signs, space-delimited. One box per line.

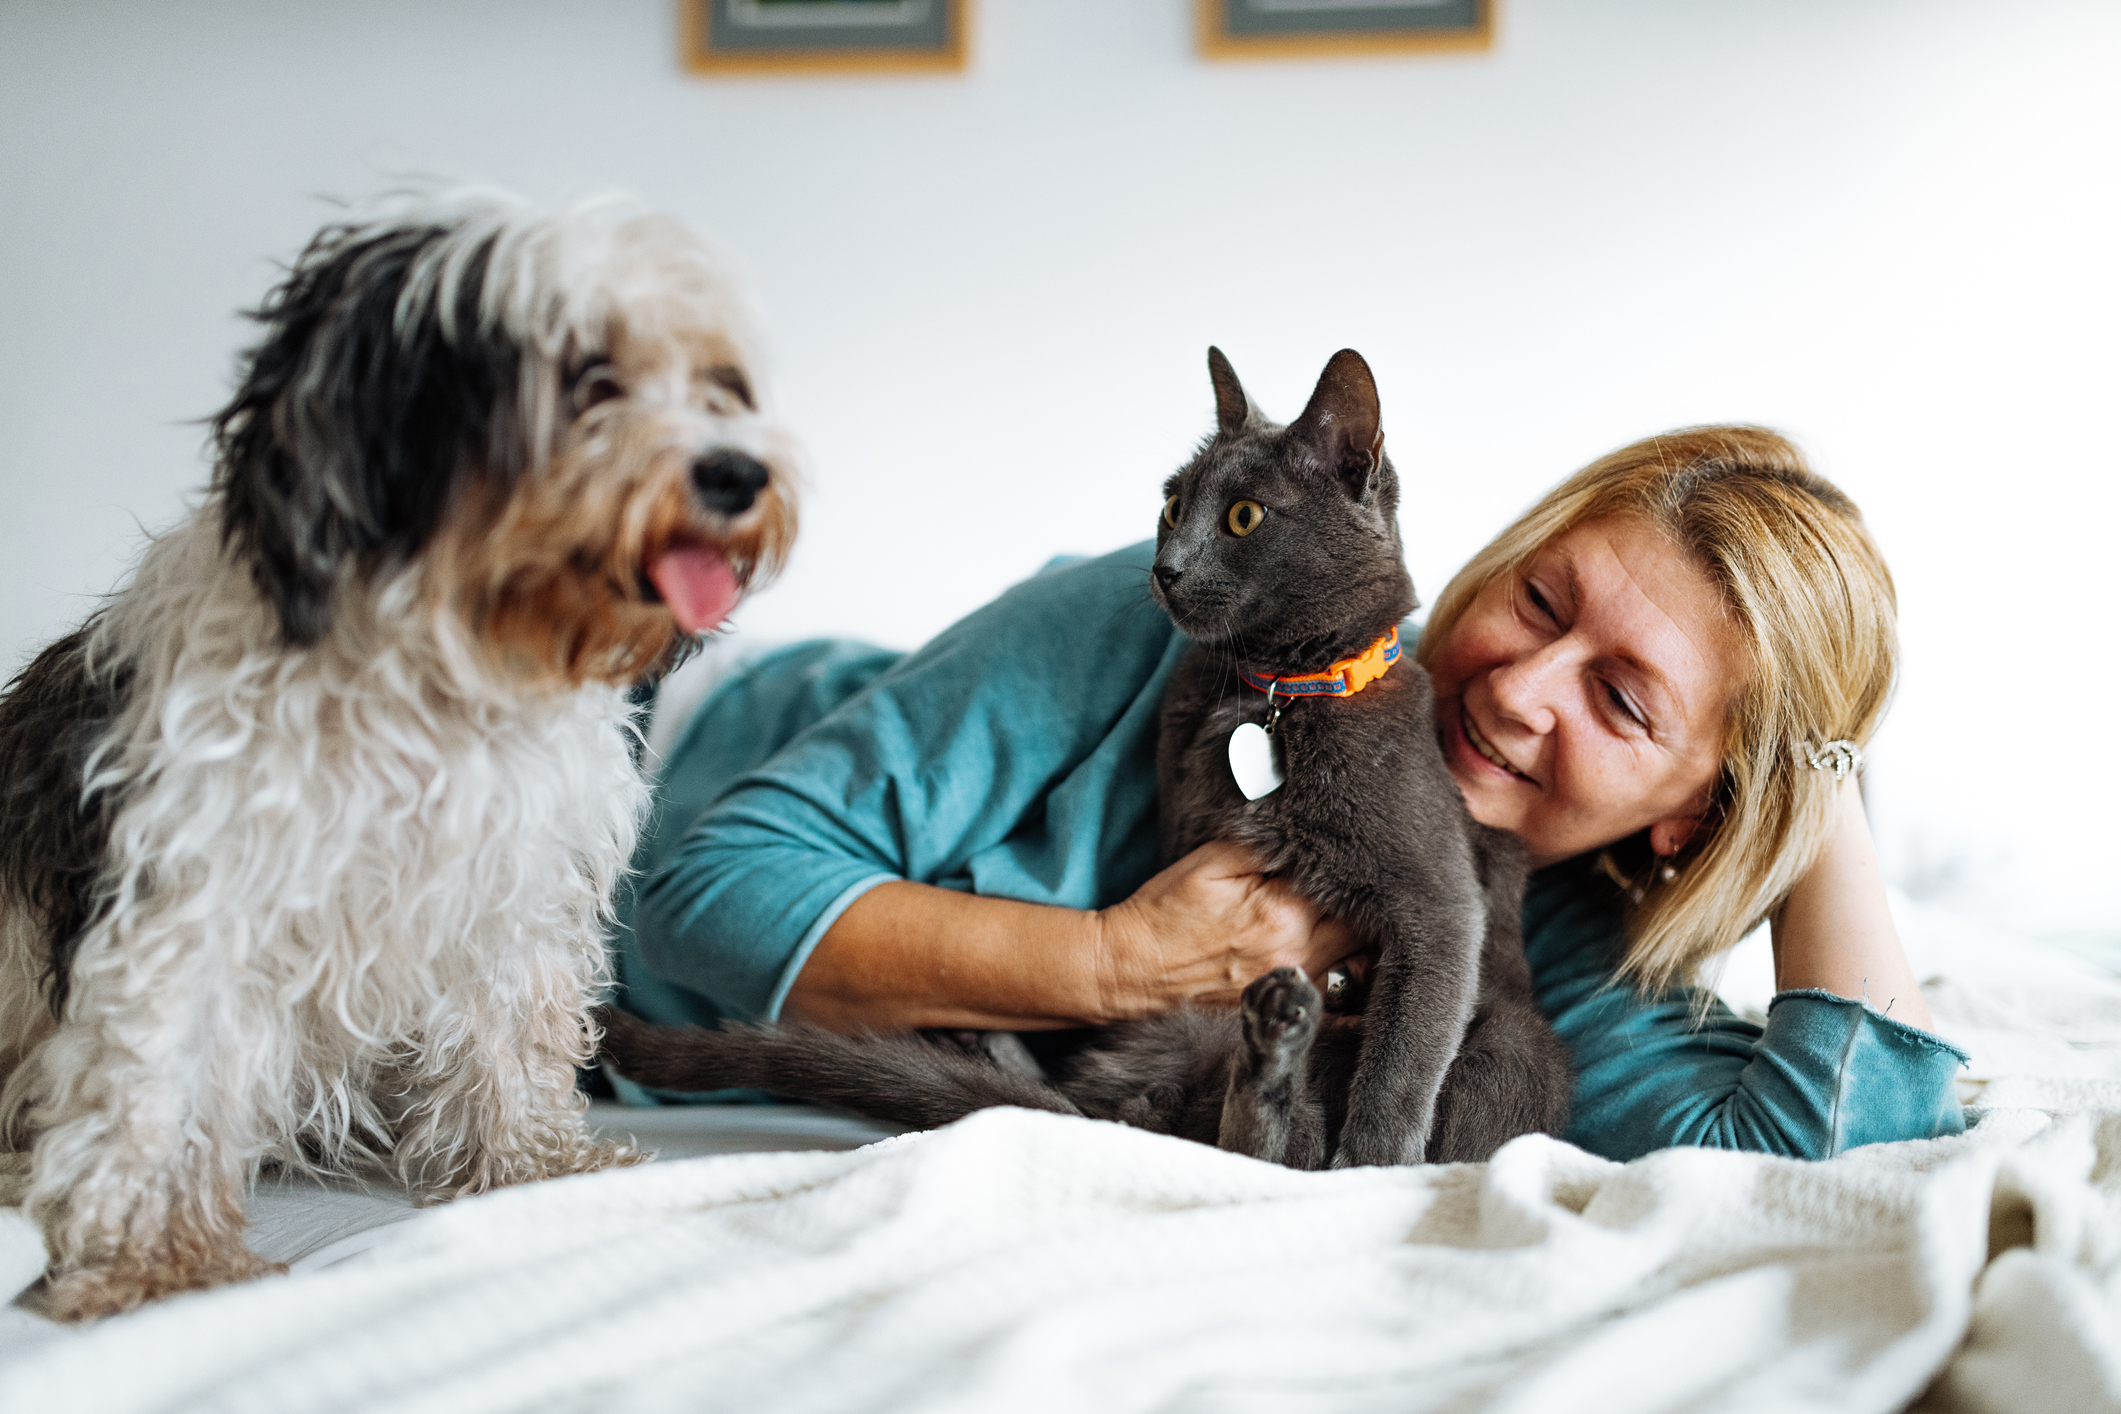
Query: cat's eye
xmin=1227 ymin=500 xmax=1265 ymax=537
xmin=1163 ymin=495 xmax=1181 ymax=529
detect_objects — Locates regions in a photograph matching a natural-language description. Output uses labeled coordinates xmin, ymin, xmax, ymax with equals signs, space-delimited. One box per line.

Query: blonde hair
xmin=1417 ymin=426 xmax=1897 ymax=995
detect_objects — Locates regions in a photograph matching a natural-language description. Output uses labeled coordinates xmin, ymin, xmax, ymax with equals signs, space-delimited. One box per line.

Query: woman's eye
xmin=1605 ymin=683 xmax=1645 ymax=728
xmin=1227 ymin=500 xmax=1265 ymax=536
xmin=1163 ymin=495 xmax=1181 ymax=529
xmin=1525 ymin=581 xmax=1554 ymax=619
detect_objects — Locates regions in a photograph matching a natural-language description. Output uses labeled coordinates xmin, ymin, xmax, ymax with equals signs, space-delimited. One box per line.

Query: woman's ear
xmin=1648 ymin=814 xmax=1704 ymax=859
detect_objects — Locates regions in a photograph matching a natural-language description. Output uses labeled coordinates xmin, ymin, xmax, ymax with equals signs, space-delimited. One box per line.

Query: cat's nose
xmin=1154 ymin=565 xmax=1183 ymax=590
xmin=692 ymin=449 xmax=771 ymax=515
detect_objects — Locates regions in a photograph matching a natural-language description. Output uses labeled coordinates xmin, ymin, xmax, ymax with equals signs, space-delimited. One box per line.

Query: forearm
xmin=1770 ymin=782 xmax=1933 ymax=1031
xmin=782 ymin=882 xmax=1110 ymax=1034
xmin=781 ymin=842 xmax=1357 ymax=1035
xmin=1529 ymin=852 xmax=1963 ymax=1163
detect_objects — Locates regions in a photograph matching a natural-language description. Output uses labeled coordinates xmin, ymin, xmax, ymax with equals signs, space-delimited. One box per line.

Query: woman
xmin=613 ymin=425 xmax=1968 ymax=1161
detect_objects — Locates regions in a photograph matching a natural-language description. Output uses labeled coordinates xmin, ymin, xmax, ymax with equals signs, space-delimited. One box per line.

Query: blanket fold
xmin=4 ymin=1096 xmax=2119 ymax=1414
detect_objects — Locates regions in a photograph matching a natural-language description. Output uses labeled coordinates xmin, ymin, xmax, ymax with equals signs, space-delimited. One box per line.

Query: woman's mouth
xmin=1461 ymin=706 xmax=1534 ymax=784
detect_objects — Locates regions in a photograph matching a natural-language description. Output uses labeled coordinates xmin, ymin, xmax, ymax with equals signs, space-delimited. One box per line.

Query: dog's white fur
xmin=0 ymin=519 xmax=644 ymax=1246
xmin=0 ymin=191 xmax=797 ymax=1318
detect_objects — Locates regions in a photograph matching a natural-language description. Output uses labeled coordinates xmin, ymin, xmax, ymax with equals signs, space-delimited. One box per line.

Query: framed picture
xmin=1197 ymin=0 xmax=1492 ymax=61
xmin=684 ymin=0 xmax=970 ymax=76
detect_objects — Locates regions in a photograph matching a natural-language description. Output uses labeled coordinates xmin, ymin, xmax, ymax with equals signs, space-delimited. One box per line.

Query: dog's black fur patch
xmin=3 ymin=221 xmax=536 ymax=1016
xmin=213 ymin=222 xmax=530 ymax=645
xmin=0 ymin=622 xmax=132 ymax=1015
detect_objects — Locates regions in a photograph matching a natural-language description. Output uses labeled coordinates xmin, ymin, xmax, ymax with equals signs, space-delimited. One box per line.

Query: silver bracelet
xmin=1801 ymin=739 xmax=1864 ymax=781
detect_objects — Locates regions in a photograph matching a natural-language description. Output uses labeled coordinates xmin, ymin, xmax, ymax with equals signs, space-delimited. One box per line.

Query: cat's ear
xmin=1291 ymin=348 xmax=1384 ymax=501
xmin=1207 ymin=346 xmax=1265 ymax=436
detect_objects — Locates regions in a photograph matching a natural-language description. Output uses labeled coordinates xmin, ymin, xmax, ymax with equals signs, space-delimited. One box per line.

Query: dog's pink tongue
xmin=649 ymin=546 xmax=741 ymax=634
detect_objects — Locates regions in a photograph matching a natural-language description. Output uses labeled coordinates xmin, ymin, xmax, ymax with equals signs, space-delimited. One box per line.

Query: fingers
xmin=1238 ymin=874 xmax=1358 ymax=995
xmin=1103 ymin=839 xmax=1362 ymax=1015
xmin=1304 ymin=916 xmax=1361 ymax=980
xmin=1241 ymin=874 xmax=1315 ymax=948
xmin=1183 ymin=837 xmax=1266 ymax=882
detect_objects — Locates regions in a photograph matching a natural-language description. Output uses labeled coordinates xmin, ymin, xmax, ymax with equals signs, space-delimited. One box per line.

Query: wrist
xmin=1768 ymin=779 xmax=1936 ymax=1030
xmin=1086 ymin=899 xmax=1150 ymax=1024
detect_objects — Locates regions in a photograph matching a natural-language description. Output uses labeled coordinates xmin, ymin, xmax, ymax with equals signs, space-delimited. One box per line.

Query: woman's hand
xmin=1092 ymin=840 xmax=1358 ymax=1020
xmin=1770 ymin=781 xmax=1935 ymax=1031
xmin=783 ymin=841 xmax=1355 ymax=1035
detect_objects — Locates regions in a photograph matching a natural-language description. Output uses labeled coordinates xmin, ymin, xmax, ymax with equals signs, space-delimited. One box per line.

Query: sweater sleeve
xmin=1524 ymin=857 xmax=1970 ymax=1161
xmin=623 ymin=543 xmax=1188 ymax=1026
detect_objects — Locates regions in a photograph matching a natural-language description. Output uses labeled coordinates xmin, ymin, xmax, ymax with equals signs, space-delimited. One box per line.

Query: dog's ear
xmin=213 ymin=219 xmax=530 ymax=644
xmin=1289 ymin=348 xmax=1384 ymax=502
xmin=1207 ymin=346 xmax=1266 ymax=437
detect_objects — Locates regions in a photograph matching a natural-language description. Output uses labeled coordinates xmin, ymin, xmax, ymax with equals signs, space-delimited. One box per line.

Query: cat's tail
xmin=592 ymin=1005 xmax=1085 ymax=1130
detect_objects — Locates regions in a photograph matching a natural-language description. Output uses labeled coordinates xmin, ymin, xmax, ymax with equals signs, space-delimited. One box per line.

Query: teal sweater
xmin=615 ymin=543 xmax=1968 ymax=1162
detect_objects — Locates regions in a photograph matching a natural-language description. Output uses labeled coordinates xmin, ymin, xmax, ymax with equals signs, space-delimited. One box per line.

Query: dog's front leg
xmin=394 ymin=951 xmax=640 ymax=1197
xmin=21 ymin=1010 xmax=282 ymax=1321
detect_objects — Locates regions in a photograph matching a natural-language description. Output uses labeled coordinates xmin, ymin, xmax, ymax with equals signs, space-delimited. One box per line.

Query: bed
xmin=3 ymin=892 xmax=2116 ymax=1414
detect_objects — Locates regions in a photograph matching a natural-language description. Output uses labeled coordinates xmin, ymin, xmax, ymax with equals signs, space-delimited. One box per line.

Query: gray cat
xmin=597 ymin=348 xmax=1572 ymax=1166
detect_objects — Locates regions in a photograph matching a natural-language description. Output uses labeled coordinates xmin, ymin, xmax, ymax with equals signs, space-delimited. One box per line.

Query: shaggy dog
xmin=0 ymin=190 xmax=798 ymax=1320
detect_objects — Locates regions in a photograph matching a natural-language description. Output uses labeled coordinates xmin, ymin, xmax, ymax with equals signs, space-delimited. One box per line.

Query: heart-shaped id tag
xmin=1228 ymin=721 xmax=1284 ymax=801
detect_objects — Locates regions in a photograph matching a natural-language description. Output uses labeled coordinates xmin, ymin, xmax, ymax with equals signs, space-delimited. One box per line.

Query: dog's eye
xmin=1163 ymin=495 xmax=1181 ymax=529
xmin=1227 ymin=500 xmax=1265 ymax=537
xmin=703 ymin=365 xmax=755 ymax=410
xmin=572 ymin=365 xmax=624 ymax=413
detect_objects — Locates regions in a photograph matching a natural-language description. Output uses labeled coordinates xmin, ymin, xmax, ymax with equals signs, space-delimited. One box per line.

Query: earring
xmin=1596 ymin=848 xmax=1681 ymax=904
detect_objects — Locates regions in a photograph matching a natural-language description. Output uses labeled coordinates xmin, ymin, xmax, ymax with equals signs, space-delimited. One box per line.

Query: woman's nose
xmin=1488 ymin=643 xmax=1566 ymax=736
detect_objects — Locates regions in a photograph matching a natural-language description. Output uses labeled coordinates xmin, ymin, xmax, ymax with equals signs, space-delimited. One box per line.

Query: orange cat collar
xmin=1238 ymin=626 xmax=1401 ymax=700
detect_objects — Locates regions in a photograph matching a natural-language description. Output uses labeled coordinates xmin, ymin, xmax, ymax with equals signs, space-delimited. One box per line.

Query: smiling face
xmin=1424 ymin=516 xmax=1744 ymax=869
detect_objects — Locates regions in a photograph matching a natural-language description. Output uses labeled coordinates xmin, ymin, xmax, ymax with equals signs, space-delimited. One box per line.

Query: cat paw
xmin=1241 ymin=967 xmax=1321 ymax=1059
xmin=1329 ymin=1123 xmax=1429 ymax=1170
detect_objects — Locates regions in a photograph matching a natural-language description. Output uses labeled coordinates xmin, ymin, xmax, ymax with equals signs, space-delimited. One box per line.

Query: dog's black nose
xmin=1154 ymin=565 xmax=1183 ymax=590
xmin=691 ymin=450 xmax=771 ymax=516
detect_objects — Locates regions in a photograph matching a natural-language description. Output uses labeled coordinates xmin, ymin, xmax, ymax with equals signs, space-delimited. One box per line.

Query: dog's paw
xmin=43 ymin=1246 xmax=284 ymax=1322
xmin=1240 ymin=967 xmax=1321 ymax=1059
xmin=564 ymin=1139 xmax=649 ymax=1174
xmin=449 ymin=1137 xmax=649 ymax=1194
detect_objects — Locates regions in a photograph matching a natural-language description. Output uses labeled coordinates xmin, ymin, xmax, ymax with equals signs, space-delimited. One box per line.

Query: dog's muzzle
xmin=692 ymin=450 xmax=772 ymax=516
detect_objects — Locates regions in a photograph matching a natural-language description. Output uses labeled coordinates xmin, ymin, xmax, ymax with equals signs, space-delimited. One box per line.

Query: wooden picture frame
xmin=1197 ymin=0 xmax=1492 ymax=61
xmin=684 ymin=0 xmax=969 ymax=77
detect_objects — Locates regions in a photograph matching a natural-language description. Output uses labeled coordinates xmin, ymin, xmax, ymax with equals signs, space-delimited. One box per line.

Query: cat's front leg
xmin=1329 ymin=889 xmax=1486 ymax=1169
xmin=1218 ymin=968 xmax=1327 ymax=1169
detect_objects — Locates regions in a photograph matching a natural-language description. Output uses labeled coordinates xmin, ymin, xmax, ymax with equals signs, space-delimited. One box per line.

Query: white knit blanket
xmin=5 ymin=890 xmax=2119 ymax=1413
xmin=1 ymin=1091 xmax=2117 ymax=1414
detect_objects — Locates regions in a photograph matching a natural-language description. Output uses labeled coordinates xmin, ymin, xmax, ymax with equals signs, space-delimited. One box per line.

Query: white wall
xmin=3 ymin=0 xmax=2116 ymax=944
